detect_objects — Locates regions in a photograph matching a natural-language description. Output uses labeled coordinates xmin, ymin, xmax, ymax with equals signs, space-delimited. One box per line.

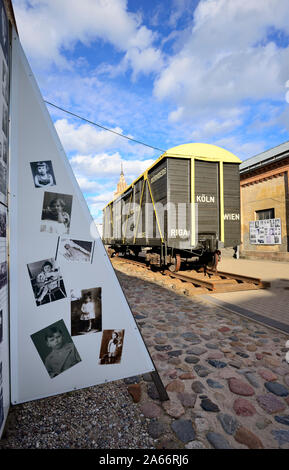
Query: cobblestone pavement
xmin=114 ymin=259 xmax=289 ymax=449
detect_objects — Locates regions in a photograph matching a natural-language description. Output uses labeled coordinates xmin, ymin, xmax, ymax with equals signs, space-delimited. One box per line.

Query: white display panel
xmin=0 ymin=0 xmax=10 ymax=438
xmin=9 ymin=30 xmax=154 ymax=404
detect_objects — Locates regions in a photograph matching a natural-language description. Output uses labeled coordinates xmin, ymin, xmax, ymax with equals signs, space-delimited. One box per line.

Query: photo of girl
xmin=40 ymin=192 xmax=72 ymax=235
xmin=70 ymin=287 xmax=102 ymax=336
xmin=27 ymin=258 xmax=67 ymax=306
xmin=98 ymin=329 xmax=125 ymax=365
xmin=30 ymin=161 xmax=56 ymax=188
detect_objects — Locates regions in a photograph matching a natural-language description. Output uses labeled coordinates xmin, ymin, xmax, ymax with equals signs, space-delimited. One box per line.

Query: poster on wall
xmin=9 ymin=30 xmax=155 ymax=405
xmin=249 ymin=218 xmax=281 ymax=245
xmin=0 ymin=0 xmax=9 ymax=439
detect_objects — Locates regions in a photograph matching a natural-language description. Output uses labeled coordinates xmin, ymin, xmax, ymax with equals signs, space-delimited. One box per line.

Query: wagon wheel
xmin=168 ymin=254 xmax=181 ymax=273
xmin=211 ymin=250 xmax=221 ymax=272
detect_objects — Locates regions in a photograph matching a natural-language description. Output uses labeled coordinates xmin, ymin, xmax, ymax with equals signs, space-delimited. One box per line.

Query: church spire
xmin=114 ymin=162 xmax=128 ymax=198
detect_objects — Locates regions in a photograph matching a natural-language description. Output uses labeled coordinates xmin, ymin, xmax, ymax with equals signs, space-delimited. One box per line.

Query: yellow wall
xmin=241 ymin=175 xmax=288 ymax=253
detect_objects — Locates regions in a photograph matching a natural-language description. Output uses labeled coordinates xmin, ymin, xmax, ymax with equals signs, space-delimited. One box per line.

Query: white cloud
xmin=54 ymin=118 xmax=157 ymax=160
xmin=55 ymin=119 xmax=125 ymax=153
xmin=14 ymin=0 xmax=163 ymax=76
xmin=70 ymin=152 xmax=154 ymax=180
xmin=154 ymin=0 xmax=289 ymax=125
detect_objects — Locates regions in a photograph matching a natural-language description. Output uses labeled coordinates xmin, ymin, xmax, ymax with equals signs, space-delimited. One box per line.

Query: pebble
xmin=167 ymin=350 xmax=183 ymax=357
xmin=206 ymin=379 xmax=224 ymax=389
xmin=166 ymin=380 xmax=185 ymax=393
xmin=186 ymin=347 xmax=207 ymax=356
xmin=205 ymin=343 xmax=219 ymax=349
xmin=244 ymin=372 xmax=260 ymax=388
xmin=127 ymin=384 xmax=141 ymax=403
xmin=264 ymin=382 xmax=289 ymax=397
xmin=206 ymin=432 xmax=231 ymax=449
xmin=191 ymin=381 xmax=205 ymax=394
xmin=185 ymin=440 xmax=206 ymax=449
xmin=233 ymin=398 xmax=256 ymax=417
xmin=274 ymin=415 xmax=289 ymax=426
xmin=255 ymin=417 xmax=272 ymax=430
xmin=179 ymin=373 xmax=195 ymax=380
xmin=140 ymin=402 xmax=162 ymax=418
xmin=162 ymin=397 xmax=185 ymax=419
xmin=147 ymin=420 xmax=167 ymax=438
xmin=228 ymin=377 xmax=255 ymax=396
xmin=177 ymin=392 xmax=197 ymax=408
xmin=185 ymin=356 xmax=200 ymax=364
xmin=194 ymin=417 xmax=210 ymax=433
xmin=258 ymin=369 xmax=278 ymax=382
xmin=234 ymin=426 xmax=264 ymax=449
xmin=257 ymin=394 xmax=286 ymax=414
xmin=271 ymin=430 xmax=289 ymax=446
xmin=124 ymin=376 xmax=141 ymax=384
xmin=200 ymin=398 xmax=220 ymax=412
xmin=217 ymin=413 xmax=238 ymax=435
xmin=207 ymin=359 xmax=227 ymax=369
xmin=171 ymin=419 xmax=196 ymax=443
xmin=194 ymin=365 xmax=211 ymax=377
xmin=206 ymin=352 xmax=224 ymax=360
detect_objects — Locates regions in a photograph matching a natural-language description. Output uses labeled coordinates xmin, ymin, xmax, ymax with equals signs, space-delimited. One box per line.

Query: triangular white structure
xmin=9 ymin=30 xmax=155 ymax=404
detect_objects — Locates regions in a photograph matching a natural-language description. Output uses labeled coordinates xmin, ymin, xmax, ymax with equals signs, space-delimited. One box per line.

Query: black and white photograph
xmin=98 ymin=329 xmax=125 ymax=365
xmin=0 ymin=204 xmax=6 ymax=237
xmin=27 ymin=258 xmax=67 ymax=306
xmin=0 ymin=309 xmax=2 ymax=343
xmin=0 ymin=160 xmax=6 ymax=198
xmin=2 ymin=136 xmax=7 ymax=164
xmin=70 ymin=287 xmax=102 ymax=336
xmin=0 ymin=3 xmax=8 ymax=64
xmin=0 ymin=261 xmax=7 ymax=290
xmin=31 ymin=320 xmax=81 ymax=379
xmin=30 ymin=160 xmax=56 ymax=188
xmin=0 ymin=387 xmax=3 ymax=429
xmin=2 ymin=102 xmax=7 ymax=138
xmin=2 ymin=59 xmax=8 ymax=104
xmin=40 ymin=191 xmax=73 ymax=235
xmin=57 ymin=238 xmax=94 ymax=263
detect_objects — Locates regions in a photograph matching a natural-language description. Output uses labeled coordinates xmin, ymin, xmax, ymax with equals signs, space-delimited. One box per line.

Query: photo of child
xmin=2 ymin=103 xmax=7 ymax=138
xmin=0 ymin=160 xmax=6 ymax=199
xmin=2 ymin=59 xmax=8 ymax=105
xmin=98 ymin=329 xmax=125 ymax=365
xmin=40 ymin=192 xmax=72 ymax=235
xmin=0 ymin=205 xmax=6 ymax=238
xmin=31 ymin=320 xmax=81 ymax=379
xmin=0 ymin=387 xmax=3 ymax=429
xmin=0 ymin=310 xmax=2 ymax=343
xmin=57 ymin=238 xmax=94 ymax=263
xmin=0 ymin=261 xmax=7 ymax=290
xmin=70 ymin=287 xmax=102 ymax=336
xmin=27 ymin=258 xmax=67 ymax=306
xmin=30 ymin=161 xmax=56 ymax=188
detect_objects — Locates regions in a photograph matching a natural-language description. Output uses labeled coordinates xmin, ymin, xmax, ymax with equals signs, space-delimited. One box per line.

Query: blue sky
xmin=13 ymin=0 xmax=289 ymax=223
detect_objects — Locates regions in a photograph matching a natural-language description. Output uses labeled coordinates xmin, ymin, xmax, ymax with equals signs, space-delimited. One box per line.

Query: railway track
xmin=112 ymin=256 xmax=270 ymax=295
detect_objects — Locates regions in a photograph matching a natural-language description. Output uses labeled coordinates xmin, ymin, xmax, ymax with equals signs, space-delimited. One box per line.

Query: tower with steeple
xmin=114 ymin=163 xmax=128 ymax=198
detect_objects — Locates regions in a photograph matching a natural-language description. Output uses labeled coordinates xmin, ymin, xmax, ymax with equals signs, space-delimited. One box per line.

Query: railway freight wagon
xmin=103 ymin=143 xmax=241 ymax=272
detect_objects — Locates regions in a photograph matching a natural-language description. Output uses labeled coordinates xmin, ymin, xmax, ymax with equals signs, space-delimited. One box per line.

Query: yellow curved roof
xmin=104 ymin=143 xmax=240 ymax=208
xmin=164 ymin=143 xmax=241 ymax=163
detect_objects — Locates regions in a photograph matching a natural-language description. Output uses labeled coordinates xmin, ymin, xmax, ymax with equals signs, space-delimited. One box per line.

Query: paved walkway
xmin=207 ymin=258 xmax=289 ymax=330
xmin=113 ymin=259 xmax=289 ymax=449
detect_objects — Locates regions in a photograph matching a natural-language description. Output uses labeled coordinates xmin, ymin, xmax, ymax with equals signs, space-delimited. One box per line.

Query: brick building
xmin=240 ymin=140 xmax=289 ymax=261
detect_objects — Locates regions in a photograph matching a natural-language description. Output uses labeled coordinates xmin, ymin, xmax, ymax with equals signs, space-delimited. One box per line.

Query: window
xmin=255 ymin=208 xmax=275 ymax=220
